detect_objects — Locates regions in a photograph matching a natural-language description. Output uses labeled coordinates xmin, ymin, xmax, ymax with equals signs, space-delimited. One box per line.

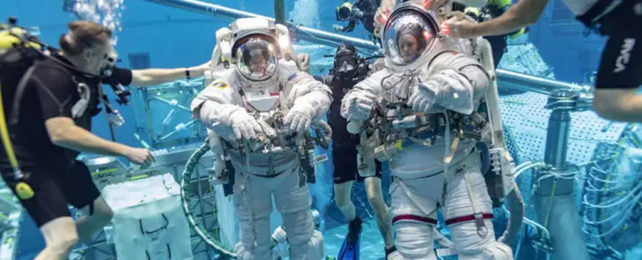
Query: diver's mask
xmin=333 ymin=47 xmax=358 ymax=79
xmin=382 ymin=3 xmax=439 ymax=67
xmin=233 ymin=35 xmax=279 ymax=82
xmin=336 ymin=2 xmax=353 ymax=21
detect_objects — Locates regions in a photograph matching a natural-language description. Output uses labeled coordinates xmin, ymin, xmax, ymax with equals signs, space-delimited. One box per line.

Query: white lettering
xmin=614 ymin=38 xmax=636 ymax=73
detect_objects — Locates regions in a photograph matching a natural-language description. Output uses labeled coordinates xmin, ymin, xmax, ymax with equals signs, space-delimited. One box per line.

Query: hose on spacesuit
xmin=180 ymin=141 xmax=238 ymax=258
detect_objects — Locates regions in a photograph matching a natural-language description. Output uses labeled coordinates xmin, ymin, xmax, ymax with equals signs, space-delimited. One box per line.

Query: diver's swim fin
xmin=338 ymin=217 xmax=362 ymax=260
xmin=337 ymin=234 xmax=360 ymax=260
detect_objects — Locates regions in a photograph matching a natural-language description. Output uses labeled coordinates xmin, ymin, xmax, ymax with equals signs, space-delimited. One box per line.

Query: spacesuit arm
xmin=286 ymin=72 xmax=333 ymax=121
xmin=191 ymin=81 xmax=245 ymax=137
xmin=422 ymin=52 xmax=490 ymax=115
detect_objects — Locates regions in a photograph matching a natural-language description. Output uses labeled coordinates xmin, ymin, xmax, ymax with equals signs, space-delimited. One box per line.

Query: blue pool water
xmin=2 ymin=1 xmax=642 ymax=260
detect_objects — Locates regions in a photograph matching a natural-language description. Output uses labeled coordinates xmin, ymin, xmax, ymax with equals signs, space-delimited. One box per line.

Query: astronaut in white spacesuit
xmin=190 ymin=18 xmax=330 ymax=260
xmin=342 ymin=1 xmax=513 ymax=259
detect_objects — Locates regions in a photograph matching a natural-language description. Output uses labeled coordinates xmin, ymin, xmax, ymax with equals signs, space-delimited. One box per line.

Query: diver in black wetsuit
xmin=334 ymin=0 xmax=382 ymax=37
xmin=315 ymin=43 xmax=397 ymax=259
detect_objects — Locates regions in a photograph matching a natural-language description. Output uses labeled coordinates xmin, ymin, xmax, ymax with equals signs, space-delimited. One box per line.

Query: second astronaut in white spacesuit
xmin=342 ymin=1 xmax=513 ymax=259
xmin=191 ymin=18 xmax=330 ymax=260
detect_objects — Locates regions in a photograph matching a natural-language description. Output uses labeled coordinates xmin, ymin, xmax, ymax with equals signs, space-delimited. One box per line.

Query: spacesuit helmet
xmin=382 ymin=2 xmax=439 ymax=67
xmin=234 ymin=35 xmax=279 ymax=82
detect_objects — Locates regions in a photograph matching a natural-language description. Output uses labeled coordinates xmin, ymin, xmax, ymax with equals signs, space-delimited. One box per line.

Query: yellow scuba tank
xmin=0 ymin=19 xmax=41 ymax=55
xmin=0 ymin=17 xmax=43 ymax=200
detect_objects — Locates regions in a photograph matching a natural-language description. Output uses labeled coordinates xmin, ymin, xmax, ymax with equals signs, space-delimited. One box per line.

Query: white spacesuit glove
xmin=283 ymin=103 xmax=313 ymax=134
xmin=408 ymin=80 xmax=438 ymax=113
xmin=343 ymin=92 xmax=376 ymax=120
xmin=227 ymin=109 xmax=262 ymax=140
xmin=409 ymin=69 xmax=475 ymax=113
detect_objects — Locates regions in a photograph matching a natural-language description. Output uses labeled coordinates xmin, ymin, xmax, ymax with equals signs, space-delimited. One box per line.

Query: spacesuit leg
xmin=443 ymin=155 xmax=513 ymax=260
xmin=233 ymin=171 xmax=274 ymax=260
xmin=274 ymin=167 xmax=324 ymax=260
xmin=389 ymin=177 xmax=439 ymax=260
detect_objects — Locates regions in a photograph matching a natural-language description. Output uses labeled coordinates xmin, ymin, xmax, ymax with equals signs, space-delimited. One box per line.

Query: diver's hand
xmin=284 ymin=105 xmax=313 ymax=135
xmin=374 ymin=6 xmax=391 ymax=38
xmin=229 ymin=110 xmax=262 ymax=141
xmin=408 ymin=81 xmax=438 ymax=113
xmin=123 ymin=147 xmax=155 ymax=166
xmin=441 ymin=17 xmax=476 ymax=38
xmin=333 ymin=24 xmax=345 ymax=31
xmin=345 ymin=92 xmax=376 ymax=120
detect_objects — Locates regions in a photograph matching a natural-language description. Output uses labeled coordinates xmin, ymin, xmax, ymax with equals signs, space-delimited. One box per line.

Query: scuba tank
xmin=0 ymin=17 xmax=45 ymax=200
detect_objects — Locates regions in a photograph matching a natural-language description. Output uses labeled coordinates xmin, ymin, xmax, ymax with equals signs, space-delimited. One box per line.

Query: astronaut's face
xmin=248 ymin=48 xmax=268 ymax=74
xmin=398 ymin=33 xmax=420 ymax=62
xmin=236 ymin=37 xmax=278 ymax=81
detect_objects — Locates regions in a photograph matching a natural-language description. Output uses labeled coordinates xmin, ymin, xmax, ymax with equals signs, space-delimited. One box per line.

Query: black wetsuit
xmin=580 ymin=0 xmax=642 ymax=88
xmin=0 ymin=55 xmax=132 ymax=226
xmin=317 ymin=74 xmax=382 ymax=184
xmin=340 ymin=0 xmax=382 ymax=35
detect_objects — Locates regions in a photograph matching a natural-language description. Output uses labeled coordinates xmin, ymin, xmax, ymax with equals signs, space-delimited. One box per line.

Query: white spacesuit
xmin=191 ymin=18 xmax=330 ymax=260
xmin=341 ymin=1 xmax=513 ymax=260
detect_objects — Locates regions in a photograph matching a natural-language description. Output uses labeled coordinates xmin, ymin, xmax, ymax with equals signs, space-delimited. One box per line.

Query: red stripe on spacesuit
xmin=392 ymin=215 xmax=437 ymax=225
xmin=445 ymin=213 xmax=494 ymax=226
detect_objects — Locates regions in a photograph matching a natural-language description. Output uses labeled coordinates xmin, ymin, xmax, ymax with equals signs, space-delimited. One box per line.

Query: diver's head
xmin=59 ymin=21 xmax=117 ymax=77
xmin=336 ymin=2 xmax=354 ymax=21
xmin=234 ymin=35 xmax=278 ymax=81
xmin=333 ymin=43 xmax=360 ymax=78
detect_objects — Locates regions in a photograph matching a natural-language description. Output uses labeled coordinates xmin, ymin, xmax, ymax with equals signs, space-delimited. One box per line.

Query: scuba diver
xmin=341 ymin=1 xmax=514 ymax=259
xmin=315 ymin=43 xmax=396 ymax=259
xmin=334 ymin=0 xmax=382 ymax=38
xmin=444 ymin=0 xmax=642 ymax=123
xmin=191 ymin=17 xmax=329 ymax=260
xmin=0 ymin=20 xmax=210 ymax=260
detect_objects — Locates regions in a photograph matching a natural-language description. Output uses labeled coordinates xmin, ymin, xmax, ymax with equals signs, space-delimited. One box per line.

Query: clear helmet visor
xmin=383 ymin=9 xmax=437 ymax=66
xmin=235 ymin=36 xmax=278 ymax=81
